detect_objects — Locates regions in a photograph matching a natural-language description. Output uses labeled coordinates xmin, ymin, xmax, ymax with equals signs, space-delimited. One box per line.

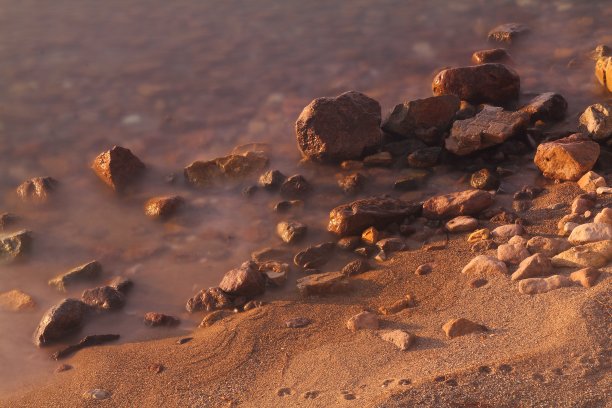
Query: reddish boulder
xmin=91 ymin=146 xmax=145 ymax=191
xmin=423 ymin=190 xmax=494 ymax=219
xmin=219 ymin=261 xmax=266 ymax=298
xmin=33 ymin=298 xmax=89 ymax=346
xmin=534 ymin=134 xmax=600 ymax=181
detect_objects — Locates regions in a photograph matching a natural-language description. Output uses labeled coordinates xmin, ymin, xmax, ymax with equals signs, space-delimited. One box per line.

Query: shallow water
xmin=0 ymin=0 xmax=610 ymax=394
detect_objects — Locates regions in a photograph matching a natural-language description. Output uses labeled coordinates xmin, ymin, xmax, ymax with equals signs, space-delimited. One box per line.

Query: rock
xmin=55 ymin=364 xmax=73 ymax=373
xmin=276 ymin=221 xmax=307 ymax=244
xmin=340 ymin=160 xmax=365 ymax=170
xmin=393 ymin=170 xmax=429 ymax=191
xmin=48 ymin=261 xmax=102 ymax=291
xmin=442 ymin=318 xmax=487 ymax=339
xmin=0 ymin=289 xmax=35 ymax=311
xmin=379 ymin=296 xmax=414 ymax=315
xmin=380 ymin=330 xmax=416 ymax=351
xmin=274 ymin=200 xmax=303 ymax=213
xmin=519 ymin=92 xmax=567 ymax=123
xmin=445 ymin=216 xmax=478 ymax=232
xmin=470 ymin=169 xmax=500 ymax=190
xmin=508 ymin=235 xmax=528 ymax=246
xmin=534 ymin=134 xmax=600 ymax=181
xmin=579 ymin=103 xmax=612 ymax=141
xmin=92 ymin=146 xmax=145 ymax=191
xmin=144 ymin=195 xmax=184 ymax=219
xmin=568 ymin=223 xmax=612 ymax=245
xmin=337 ymin=173 xmax=366 ymax=195
xmin=577 ymin=171 xmax=606 ymax=193
xmin=262 ymin=267 xmax=288 ymax=287
xmin=295 ymin=91 xmax=383 ymax=163
xmin=415 ymin=263 xmax=434 ymax=275
xmin=595 ymin=56 xmax=612 ymax=93
xmin=296 ymin=272 xmax=349 ymax=296
xmin=487 ymin=23 xmax=530 ymax=44
xmin=462 ymin=255 xmax=508 ymax=276
xmin=526 ymin=236 xmax=571 ymax=257
xmin=83 ymin=389 xmax=112 ymax=401
xmin=33 ymin=298 xmax=89 ymax=346
xmin=144 ymin=312 xmax=180 ymax=327
xmin=16 ymin=177 xmax=58 ymax=203
xmin=81 ymin=286 xmax=125 ymax=311
xmin=364 ymin=151 xmax=393 ymax=167
xmin=594 ymin=208 xmax=612 ymax=224
xmin=328 ymin=196 xmax=421 ymax=236
xmin=52 ymin=334 xmax=120 ymax=360
xmin=200 ymin=310 xmax=232 ymax=327
xmin=285 ymin=317 xmax=312 ymax=328
xmin=518 ymin=275 xmax=572 ymax=295
xmin=552 ymin=240 xmax=612 ymax=268
xmin=0 ymin=230 xmax=32 ymax=263
xmin=491 ymin=224 xmax=524 ymax=238
xmin=184 ymin=151 xmax=268 ymax=187
xmin=471 ymin=239 xmax=497 ymax=252
xmin=337 ymin=236 xmax=361 ymax=251
xmin=376 ymin=238 xmax=406 ymax=253
xmin=258 ymin=170 xmax=286 ymax=190
xmin=346 ymin=311 xmax=379 ymax=332
xmin=381 ymin=95 xmax=460 ymax=144
xmin=511 ymin=253 xmax=553 ymax=281
xmin=514 ymin=185 xmax=543 ymax=200
xmin=294 ymin=242 xmax=335 ymax=268
xmin=407 ymin=147 xmax=441 ymax=168
xmin=445 ymin=106 xmax=528 ymax=155
xmin=571 ymin=195 xmax=596 ymax=215
xmin=341 ymin=259 xmax=370 ymax=276
xmin=280 ymin=175 xmax=311 ymax=198
xmin=251 ymin=247 xmax=293 ymax=263
xmin=497 ymin=243 xmax=530 ymax=264
xmin=597 ymin=187 xmax=612 ymax=194
xmin=219 ymin=261 xmax=266 ymax=298
xmin=471 ymin=48 xmax=512 ymax=64
xmin=423 ymin=190 xmax=494 ymax=219
xmin=108 ymin=276 xmax=133 ymax=294
xmin=467 ymin=228 xmax=491 ymax=243
xmin=432 ymin=64 xmax=520 ymax=106
xmin=361 ymin=227 xmax=380 ymax=245
xmin=569 ymin=267 xmax=601 ymax=288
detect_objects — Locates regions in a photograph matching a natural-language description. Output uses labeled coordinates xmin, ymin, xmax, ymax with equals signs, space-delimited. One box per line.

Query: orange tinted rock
xmin=16 ymin=177 xmax=58 ymax=203
xmin=423 ymin=190 xmax=494 ymax=219
xmin=471 ymin=48 xmax=512 ymax=65
xmin=144 ymin=195 xmax=184 ymax=219
xmin=442 ymin=318 xmax=487 ymax=338
xmin=569 ymin=267 xmax=601 ymax=288
xmin=534 ymin=134 xmax=600 ymax=181
xmin=487 ymin=23 xmax=530 ymax=44
xmin=519 ymin=92 xmax=567 ymax=123
xmin=0 ymin=289 xmax=35 ymax=311
xmin=91 ymin=146 xmax=145 ymax=191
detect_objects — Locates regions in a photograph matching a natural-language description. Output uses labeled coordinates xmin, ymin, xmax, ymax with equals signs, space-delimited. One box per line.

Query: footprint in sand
xmin=340 ymin=390 xmax=356 ymax=400
xmin=303 ymin=390 xmax=319 ymax=399
xmin=381 ymin=379 xmax=394 ymax=388
xmin=445 ymin=379 xmax=458 ymax=386
xmin=276 ymin=388 xmax=293 ymax=397
xmin=478 ymin=365 xmax=492 ymax=374
xmin=532 ymin=373 xmax=545 ymax=383
xmin=434 ymin=375 xmax=446 ymax=383
xmin=398 ymin=379 xmax=411 ymax=386
xmin=498 ymin=364 xmax=513 ymax=374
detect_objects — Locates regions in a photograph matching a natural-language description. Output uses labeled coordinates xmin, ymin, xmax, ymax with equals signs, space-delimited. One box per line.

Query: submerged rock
xmin=33 ymin=298 xmax=89 ymax=346
xmin=407 ymin=147 xmax=441 ymax=168
xmin=0 ymin=213 xmax=17 ymax=231
xmin=294 ymin=242 xmax=335 ymax=268
xmin=470 ymin=168 xmax=499 ymax=190
xmin=337 ymin=172 xmax=366 ymax=195
xmin=92 ymin=146 xmax=145 ymax=191
xmin=16 ymin=177 xmax=58 ymax=203
xmin=144 ymin=312 xmax=180 ymax=327
xmin=520 ymin=92 xmax=567 ymax=123
xmin=432 ymin=64 xmax=520 ymax=106
xmin=471 ymin=48 xmax=512 ymax=64
xmin=442 ymin=318 xmax=487 ymax=339
xmin=185 ymin=287 xmax=233 ymax=313
xmin=579 ymin=103 xmax=612 ymax=141
xmin=48 ymin=261 xmax=102 ymax=291
xmin=295 ymin=91 xmax=383 ymax=163
xmin=487 ymin=23 xmax=530 ymax=44
xmin=518 ymin=275 xmax=572 ymax=295
xmin=346 ymin=311 xmax=379 ymax=332
xmin=184 ymin=151 xmax=268 ymax=187
xmin=380 ymin=330 xmax=416 ymax=351
xmin=81 ymin=286 xmax=125 ymax=311
xmin=144 ymin=195 xmax=184 ymax=219
xmin=219 ymin=261 xmax=266 ymax=298
xmin=363 ymin=151 xmax=393 ymax=167
xmin=423 ymin=190 xmax=494 ymax=219
xmin=276 ymin=221 xmax=307 ymax=244
xmin=0 ymin=230 xmax=32 ymax=263
xmin=296 ymin=272 xmax=349 ymax=296
xmin=0 ymin=289 xmax=36 ymax=311
xmin=534 ymin=134 xmax=599 ymax=181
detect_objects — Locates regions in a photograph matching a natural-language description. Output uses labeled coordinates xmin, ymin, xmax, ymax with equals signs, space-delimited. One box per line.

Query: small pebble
xmin=83 ymin=389 xmax=111 ymax=400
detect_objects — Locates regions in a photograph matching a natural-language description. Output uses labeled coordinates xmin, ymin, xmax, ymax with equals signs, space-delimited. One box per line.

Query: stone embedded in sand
xmin=432 ymin=64 xmax=520 ymax=106
xmin=594 ymin=208 xmax=612 ymax=225
xmin=445 ymin=216 xmax=478 ymax=232
xmin=442 ymin=318 xmax=487 ymax=339
xmin=92 ymin=146 xmax=145 ymax=191
xmin=0 ymin=289 xmax=35 ymax=311
xmin=534 ymin=134 xmax=600 ymax=181
xmin=258 ymin=261 xmax=289 ymax=287
xmin=379 ymin=296 xmax=414 ymax=315
xmin=518 ymin=275 xmax=572 ymax=295
xmin=568 ymin=223 xmax=612 ymax=245
xmin=16 ymin=176 xmax=58 ymax=203
xmin=295 ymin=91 xmax=383 ymax=163
xmin=341 ymin=259 xmax=370 ymax=276
xmin=0 ymin=230 xmax=32 ymax=263
xmin=346 ymin=311 xmax=379 ymax=332
xmin=380 ymin=330 xmax=416 ymax=351
xmin=296 ymin=272 xmax=349 ymax=297
xmin=462 ymin=255 xmax=507 ymax=276
xmin=491 ymin=224 xmax=524 ymax=239
xmin=376 ymin=238 xmax=406 ymax=253
xmin=285 ymin=317 xmax=312 ymax=328
xmin=470 ymin=168 xmax=500 ymax=191
xmin=415 ymin=263 xmax=434 ymax=275
xmin=33 ymin=298 xmax=89 ymax=346
xmin=381 ymin=95 xmax=460 ymax=144
xmin=551 ymin=240 xmax=612 ymax=268
xmin=363 ymin=151 xmax=393 ymax=167
xmin=280 ymin=175 xmax=311 ymax=199
xmin=579 ymin=103 xmax=612 ymax=141
xmin=184 ymin=151 xmax=268 ymax=187
xmin=53 ymin=334 xmax=120 ymax=360
xmin=467 ymin=228 xmax=491 ymax=243
xmin=219 ymin=261 xmax=266 ymax=298
xmin=144 ymin=312 xmax=180 ymax=327
xmin=144 ymin=195 xmax=184 ymax=219
xmin=445 ymin=106 xmax=528 ymax=155
xmin=186 ymin=287 xmax=233 ymax=313
xmin=199 ymin=310 xmax=231 ymax=327
xmin=519 ymin=92 xmax=567 ymax=123
xmin=81 ymin=286 xmax=125 ymax=311
xmin=83 ymin=389 xmax=112 ymax=401
xmin=471 ymin=48 xmax=512 ymax=65
xmin=569 ymin=267 xmax=601 ymax=288
xmin=487 ymin=23 xmax=530 ymax=44
xmin=407 ymin=147 xmax=441 ymax=168
xmin=328 ymin=196 xmax=421 ymax=236
xmin=511 ymin=253 xmax=553 ymax=281
xmin=337 ymin=172 xmax=366 ymax=195
xmin=423 ymin=190 xmax=494 ymax=219
xmin=251 ymin=247 xmax=293 ymax=263
xmin=276 ymin=221 xmax=307 ymax=244
xmin=294 ymin=242 xmax=335 ymax=268
xmin=526 ymin=236 xmax=571 ymax=257
xmin=258 ymin=170 xmax=286 ymax=190
xmin=577 ymin=171 xmax=606 ymax=193
xmin=497 ymin=243 xmax=530 ymax=264
xmin=48 ymin=261 xmax=102 ymax=291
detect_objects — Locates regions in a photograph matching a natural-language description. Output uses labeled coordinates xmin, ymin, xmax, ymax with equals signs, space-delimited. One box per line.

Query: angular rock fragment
xmin=577 ymin=171 xmax=606 ymax=193
xmin=518 ymin=275 xmax=572 ymax=295
xmin=328 ymin=197 xmax=421 ymax=236
xmin=380 ymin=330 xmax=416 ymax=351
xmin=569 ymin=267 xmax=601 ymax=288
xmin=341 ymin=259 xmax=370 ymax=276
xmin=16 ymin=177 xmax=58 ymax=203
xmin=526 ymin=236 xmax=571 ymax=257
xmin=144 ymin=312 xmax=180 ymax=327
xmin=407 ymin=147 xmax=441 ymax=168
xmin=184 ymin=151 xmax=268 ymax=187
xmin=497 ymin=243 xmax=530 ymax=264
xmin=258 ymin=170 xmax=286 ymax=190
xmin=534 ymin=134 xmax=600 ymax=181
xmin=295 ymin=91 xmax=383 ymax=163
xmin=280 ymin=175 xmax=311 ymax=198
xmin=568 ymin=223 xmax=612 ymax=245
xmin=219 ymin=261 xmax=266 ymax=298
xmin=471 ymin=48 xmax=512 ymax=64
xmin=92 ymin=146 xmax=145 ymax=191
xmin=144 ymin=195 xmax=184 ymax=219
xmin=81 ymin=286 xmax=125 ymax=311
xmin=337 ymin=236 xmax=361 ymax=251
xmin=445 ymin=216 xmax=478 ymax=232
xmin=594 ymin=56 xmax=612 ymax=93
xmin=185 ymin=287 xmax=233 ymax=313
xmin=423 ymin=190 xmax=494 ymax=219
xmin=52 ymin=334 xmax=120 ymax=360
xmin=461 ymin=255 xmax=507 ymax=276
xmin=552 ymin=240 xmax=612 ymax=268
xmin=511 ymin=253 xmax=553 ymax=281
xmin=33 ymin=298 xmax=89 ymax=346
xmin=361 ymin=226 xmax=380 ymax=245
xmin=276 ymin=221 xmax=307 ymax=244
xmin=487 ymin=23 xmax=530 ymax=44
xmin=48 ymin=261 xmax=102 ymax=291
xmin=442 ymin=318 xmax=487 ymax=339
xmin=377 ymin=238 xmax=406 ymax=253
xmin=108 ymin=276 xmax=133 ymax=294
xmin=0 ymin=230 xmax=32 ymax=263
xmin=432 ymin=64 xmax=520 ymax=106
xmin=519 ymin=92 xmax=567 ymax=123
xmin=346 ymin=311 xmax=379 ymax=332
xmin=337 ymin=172 xmax=366 ymax=195
xmin=294 ymin=242 xmax=335 ymax=268
xmin=296 ymin=272 xmax=349 ymax=296
xmin=579 ymin=103 xmax=612 ymax=141
xmin=445 ymin=106 xmax=528 ymax=155
xmin=364 ymin=151 xmax=392 ymax=167
xmin=0 ymin=289 xmax=35 ymax=311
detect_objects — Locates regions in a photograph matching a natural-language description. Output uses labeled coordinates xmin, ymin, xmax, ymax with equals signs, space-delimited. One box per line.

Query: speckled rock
xmin=518 ymin=275 xmax=572 ymax=295
xmin=0 ymin=289 xmax=36 ymax=311
xmin=219 ymin=261 xmax=266 ymax=298
xmin=33 ymin=298 xmax=89 ymax=346
xmin=276 ymin=221 xmax=307 ymax=244
xmin=551 ymin=240 xmax=612 ymax=268
xmin=92 ymin=146 xmax=145 ymax=191
xmin=296 ymin=272 xmax=349 ymax=296
xmin=48 ymin=261 xmax=102 ymax=291
xmin=0 ymin=230 xmax=32 ymax=263
xmin=16 ymin=177 xmax=58 ymax=203
xmin=380 ymin=330 xmax=416 ymax=351
xmin=534 ymin=134 xmax=600 ymax=181
xmin=144 ymin=195 xmax=184 ymax=219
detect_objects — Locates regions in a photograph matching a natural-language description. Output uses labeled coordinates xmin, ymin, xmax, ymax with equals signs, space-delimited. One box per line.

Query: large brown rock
xmin=184 ymin=151 xmax=268 ymax=187
xmin=432 ymin=64 xmax=520 ymax=106
xmin=381 ymin=95 xmax=460 ymax=144
xmin=91 ymin=146 xmax=145 ymax=191
xmin=295 ymin=91 xmax=383 ymax=163
xmin=423 ymin=190 xmax=494 ymax=219
xmin=519 ymin=92 xmax=567 ymax=123
xmin=328 ymin=197 xmax=421 ymax=236
xmin=33 ymin=298 xmax=89 ymax=346
xmin=445 ymin=105 xmax=528 ymax=155
xmin=534 ymin=134 xmax=600 ymax=181
xmin=219 ymin=261 xmax=266 ymax=298
xmin=296 ymin=271 xmax=349 ymax=296
xmin=48 ymin=261 xmax=102 ymax=291
xmin=16 ymin=177 xmax=58 ymax=203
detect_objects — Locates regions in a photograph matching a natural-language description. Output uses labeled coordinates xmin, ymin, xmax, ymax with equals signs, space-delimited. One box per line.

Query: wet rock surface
xmin=470 ymin=168 xmax=499 ymax=190
xmin=534 ymin=133 xmax=600 ymax=181
xmin=184 ymin=151 xmax=268 ymax=187
xmin=294 ymin=242 xmax=335 ymax=268
xmin=0 ymin=213 xmax=17 ymax=231
xmin=423 ymin=190 xmax=494 ymax=219
xmin=48 ymin=261 xmax=102 ymax=291
xmin=81 ymin=286 xmax=125 ymax=311
xmin=144 ymin=312 xmax=180 ymax=327
xmin=276 ymin=221 xmax=307 ymax=244
xmin=0 ymin=230 xmax=32 ymax=263
xmin=52 ymin=334 xmax=120 ymax=360
xmin=144 ymin=195 xmax=184 ymax=219
xmin=280 ymin=175 xmax=311 ymax=198
xmin=0 ymin=289 xmax=36 ymax=312
xmin=33 ymin=299 xmax=89 ymax=346
xmin=407 ymin=147 xmax=441 ymax=168
xmin=471 ymin=48 xmax=512 ymax=65
xmin=219 ymin=261 xmax=266 ymax=298
xmin=520 ymin=92 xmax=567 ymax=123
xmin=487 ymin=23 xmax=530 ymax=44
xmin=258 ymin=170 xmax=286 ymax=190
xmin=295 ymin=91 xmax=383 ymax=163
xmin=337 ymin=172 xmax=366 ymax=195
xmin=16 ymin=177 xmax=58 ymax=203
xmin=91 ymin=146 xmax=145 ymax=191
